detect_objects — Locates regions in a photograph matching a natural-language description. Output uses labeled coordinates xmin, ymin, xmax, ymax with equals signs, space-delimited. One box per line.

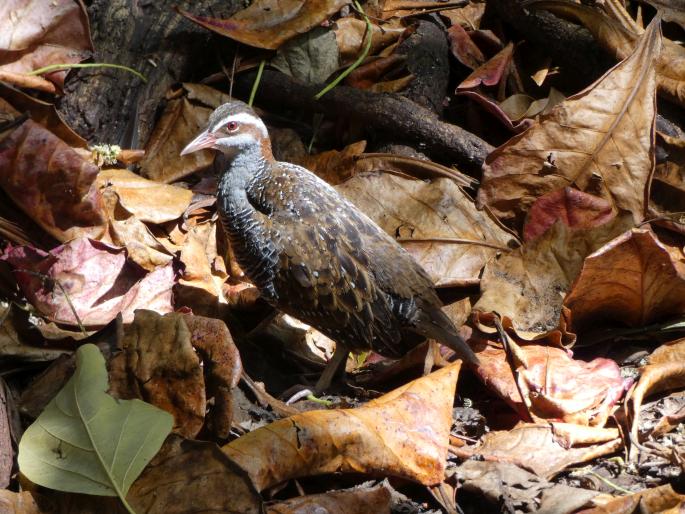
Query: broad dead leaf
xmin=178 ymin=1 xmax=349 ymax=50
xmin=457 ymin=42 xmax=513 ymax=89
xmin=296 ymin=141 xmax=367 ymax=185
xmin=0 ymin=0 xmax=92 ymax=92
xmin=477 ymin=18 xmax=661 ymax=231
xmin=0 ymin=105 xmax=106 ymax=242
xmin=470 ymin=335 xmax=626 ymax=425
xmin=334 ymin=18 xmax=404 ymax=62
xmin=336 ymin=173 xmax=514 ymax=287
xmin=564 ymin=229 xmax=685 ymax=332
xmin=0 ymin=238 xmax=175 ymax=326
xmin=577 ymin=483 xmax=685 ymax=514
xmin=140 ymin=83 xmax=230 ymax=183
xmin=109 ymin=311 xmax=206 ymax=438
xmin=447 ymin=24 xmax=485 ymax=70
xmin=223 ymin=362 xmax=461 ymax=490
xmin=455 ymin=423 xmax=621 ymax=478
xmin=474 ymin=215 xmax=633 ymax=334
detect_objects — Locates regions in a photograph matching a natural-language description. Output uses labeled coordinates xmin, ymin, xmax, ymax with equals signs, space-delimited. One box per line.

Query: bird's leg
xmin=314 ymin=343 xmax=349 ymax=394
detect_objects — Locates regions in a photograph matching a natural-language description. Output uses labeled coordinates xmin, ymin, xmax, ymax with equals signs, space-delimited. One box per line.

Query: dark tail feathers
xmin=411 ymin=308 xmax=480 ymax=367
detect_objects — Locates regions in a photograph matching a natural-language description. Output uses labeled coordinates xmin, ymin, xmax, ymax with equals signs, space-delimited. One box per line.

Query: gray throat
xmin=216 ymin=143 xmax=279 ymax=301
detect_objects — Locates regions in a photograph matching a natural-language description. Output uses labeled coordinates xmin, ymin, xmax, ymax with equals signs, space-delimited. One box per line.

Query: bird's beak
xmin=180 ymin=129 xmax=216 ymax=156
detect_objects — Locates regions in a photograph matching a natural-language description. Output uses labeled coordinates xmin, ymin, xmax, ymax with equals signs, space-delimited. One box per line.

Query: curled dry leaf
xmin=0 ymin=104 xmax=106 ymax=242
xmin=651 ymin=132 xmax=685 ymax=233
xmin=576 ymin=483 xmax=685 ymax=514
xmin=334 ymin=18 xmax=405 ymax=62
xmin=470 ymin=335 xmax=626 ymax=425
xmin=97 ymin=169 xmax=193 ymax=224
xmin=532 ymin=0 xmax=685 ymax=107
xmin=140 ymin=83 xmax=230 ymax=183
xmin=564 ymin=229 xmax=685 ymax=332
xmin=475 ymin=215 xmax=633 ymax=334
xmin=455 ymin=423 xmax=621 ymax=479
xmin=109 ymin=310 xmax=206 ymax=438
xmin=447 ymin=24 xmax=485 ymax=70
xmin=296 ymin=140 xmax=367 ymax=185
xmin=477 ymin=18 xmax=661 ymax=231
xmin=626 ymin=338 xmax=685 ymax=460
xmin=337 ymin=173 xmax=514 ymax=287
xmin=457 ymin=42 xmax=513 ymax=90
xmin=524 ymin=188 xmax=614 ymax=242
xmin=178 ymin=0 xmax=349 ymax=50
xmin=266 ymin=484 xmax=391 ymax=514
xmin=182 ymin=313 xmax=243 ymax=439
xmin=0 ymin=238 xmax=175 ymax=326
xmin=223 ymin=362 xmax=462 ymax=491
xmin=0 ymin=0 xmax=92 ymax=91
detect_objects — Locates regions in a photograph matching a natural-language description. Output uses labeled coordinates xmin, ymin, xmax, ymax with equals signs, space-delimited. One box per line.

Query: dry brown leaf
xmin=336 ymin=173 xmax=514 ymax=287
xmin=223 ymin=362 xmax=462 ymax=491
xmin=97 ymin=168 xmax=193 ymax=224
xmin=0 ymin=490 xmax=43 ymax=514
xmin=576 ymin=483 xmax=685 ymax=514
xmin=140 ymin=83 xmax=231 ymax=183
xmin=0 ymin=303 xmax=67 ymax=361
xmin=440 ymin=2 xmax=486 ymax=29
xmin=447 ymin=24 xmax=485 ymax=70
xmin=564 ymin=229 xmax=685 ymax=332
xmin=266 ymin=484 xmax=391 ymax=514
xmin=0 ymin=103 xmax=107 ymax=242
xmin=456 ymin=423 xmax=621 ymax=478
xmin=175 ymin=221 xmax=229 ymax=317
xmin=295 ymin=141 xmax=367 ymax=185
xmin=334 ymin=18 xmax=405 ymax=62
xmin=109 ymin=310 xmax=206 ymax=438
xmin=474 ymin=215 xmax=633 ymax=334
xmin=458 ymin=42 xmax=513 ymax=90
xmin=182 ymin=314 xmax=242 ymax=439
xmin=651 ymin=132 xmax=685 ymax=232
xmin=178 ymin=1 xmax=349 ymax=50
xmin=477 ymin=18 xmax=660 ymax=231
xmin=532 ymin=0 xmax=685 ymax=107
xmin=0 ymin=238 xmax=175 ymax=326
xmin=469 ymin=335 xmax=625 ymax=425
xmin=353 ymin=153 xmax=476 ymax=186
xmin=0 ymin=0 xmax=92 ymax=91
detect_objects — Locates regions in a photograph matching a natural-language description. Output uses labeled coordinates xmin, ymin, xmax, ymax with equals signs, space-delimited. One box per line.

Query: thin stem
xmin=248 ymin=60 xmax=266 ymax=107
xmin=314 ymin=0 xmax=372 ymax=100
xmin=27 ymin=63 xmax=147 ymax=83
xmin=396 ymin=237 xmax=511 ymax=252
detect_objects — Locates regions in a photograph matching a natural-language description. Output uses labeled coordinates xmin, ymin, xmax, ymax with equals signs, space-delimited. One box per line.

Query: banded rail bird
xmin=181 ymin=100 xmax=479 ymax=392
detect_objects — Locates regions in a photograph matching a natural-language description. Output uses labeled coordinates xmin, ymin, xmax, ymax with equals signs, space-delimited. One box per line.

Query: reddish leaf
xmin=524 ymin=188 xmax=615 ymax=242
xmin=447 ymin=24 xmax=485 ymax=70
xmin=457 ymin=42 xmax=513 ymax=89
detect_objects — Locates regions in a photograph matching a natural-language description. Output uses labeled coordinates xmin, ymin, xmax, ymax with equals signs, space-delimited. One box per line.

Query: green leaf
xmin=18 ymin=344 xmax=173 ymax=509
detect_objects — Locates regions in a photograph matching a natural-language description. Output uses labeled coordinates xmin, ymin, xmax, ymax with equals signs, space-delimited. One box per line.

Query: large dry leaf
xmin=178 ymin=0 xmax=349 ymax=50
xmin=474 ymin=215 xmax=633 ymax=334
xmin=564 ymin=229 xmax=685 ymax=331
xmin=577 ymin=483 xmax=685 ymax=514
xmin=532 ymin=0 xmax=685 ymax=107
xmin=296 ymin=140 xmax=367 ymax=185
xmin=140 ymin=84 xmax=230 ymax=183
xmin=0 ymin=106 xmax=106 ymax=241
xmin=0 ymin=0 xmax=92 ymax=92
xmin=336 ymin=173 xmax=514 ymax=287
xmin=477 ymin=18 xmax=661 ymax=231
xmin=109 ymin=311 xmax=206 ymax=438
xmin=97 ymin=169 xmax=192 ymax=224
xmin=334 ymin=18 xmax=404 ymax=62
xmin=223 ymin=362 xmax=461 ymax=491
xmin=0 ymin=238 xmax=175 ymax=326
xmin=455 ymin=423 xmax=621 ymax=478
xmin=470 ymin=335 xmax=625 ymax=426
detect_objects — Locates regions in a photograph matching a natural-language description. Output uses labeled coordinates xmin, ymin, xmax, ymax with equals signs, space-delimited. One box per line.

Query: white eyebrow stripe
xmin=214 ymin=112 xmax=268 ymax=137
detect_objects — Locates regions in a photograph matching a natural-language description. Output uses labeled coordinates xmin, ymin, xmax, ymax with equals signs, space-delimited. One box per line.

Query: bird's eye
xmin=226 ymin=121 xmax=239 ymax=132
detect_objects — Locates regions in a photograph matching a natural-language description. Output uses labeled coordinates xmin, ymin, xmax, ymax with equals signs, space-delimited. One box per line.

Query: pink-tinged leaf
xmin=0 ymin=116 xmax=107 ymax=242
xmin=447 ymin=24 xmax=485 ymax=70
xmin=524 ymin=188 xmax=615 ymax=242
xmin=0 ymin=0 xmax=93 ymax=89
xmin=1 ymin=239 xmax=176 ymax=326
xmin=457 ymin=42 xmax=514 ymax=89
xmin=456 ymin=90 xmax=534 ymax=133
xmin=177 ymin=0 xmax=349 ymax=50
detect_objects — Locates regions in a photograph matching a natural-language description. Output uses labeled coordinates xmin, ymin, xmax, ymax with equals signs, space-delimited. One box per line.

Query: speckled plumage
xmin=183 ymin=101 xmax=479 ymax=387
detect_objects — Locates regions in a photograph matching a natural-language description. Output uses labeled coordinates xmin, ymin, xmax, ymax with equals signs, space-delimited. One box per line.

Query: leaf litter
xmin=0 ymin=1 xmax=684 ymax=513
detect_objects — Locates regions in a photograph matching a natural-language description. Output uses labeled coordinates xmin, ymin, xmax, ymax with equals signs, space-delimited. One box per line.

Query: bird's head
xmin=180 ymin=100 xmax=270 ymax=158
